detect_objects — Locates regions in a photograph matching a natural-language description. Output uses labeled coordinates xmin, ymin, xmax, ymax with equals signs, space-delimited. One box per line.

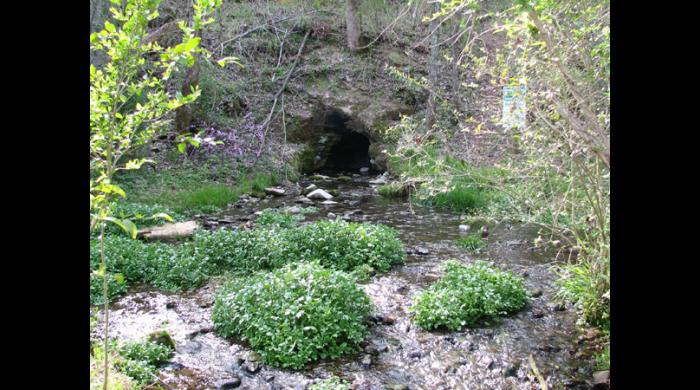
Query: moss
xmin=327 ymin=189 xmax=340 ymax=197
xmin=378 ymin=182 xmax=409 ymax=198
xmin=294 ymin=147 xmax=318 ymax=173
xmin=147 ymin=330 xmax=176 ymax=350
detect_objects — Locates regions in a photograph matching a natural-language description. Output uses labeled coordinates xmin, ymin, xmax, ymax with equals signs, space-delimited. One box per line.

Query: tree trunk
xmin=425 ymin=2 xmax=440 ymax=131
xmin=346 ymin=0 xmax=361 ymax=51
xmin=174 ymin=59 xmax=200 ymax=134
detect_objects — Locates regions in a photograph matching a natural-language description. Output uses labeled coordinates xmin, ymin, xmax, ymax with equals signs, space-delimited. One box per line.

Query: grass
xmin=90 ymin=343 xmax=136 ymax=390
xmin=170 ymin=183 xmax=239 ymax=214
xmin=419 ymin=186 xmax=490 ymax=213
xmin=386 ymin=146 xmax=499 ymax=213
xmin=553 ymin=257 xmax=610 ymax=329
xmin=596 ymin=343 xmax=610 ymax=371
xmin=116 ymin=161 xmax=279 ymax=215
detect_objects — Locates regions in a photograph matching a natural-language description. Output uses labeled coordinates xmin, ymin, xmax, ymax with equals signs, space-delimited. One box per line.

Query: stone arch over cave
xmin=305 ymin=106 xmax=381 ymax=174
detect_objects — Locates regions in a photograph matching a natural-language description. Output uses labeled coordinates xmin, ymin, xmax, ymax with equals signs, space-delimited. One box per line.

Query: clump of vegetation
xmin=192 ymin=219 xmax=405 ymax=273
xmin=412 ymin=260 xmax=527 ymax=331
xmin=115 ymin=339 xmax=174 ymax=385
xmin=457 ymin=233 xmax=486 ymax=251
xmin=212 ymin=262 xmax=371 ymax=369
xmin=106 ymin=202 xmax=185 ymax=234
xmin=90 ymin=219 xmax=405 ymax=304
xmin=350 ymin=263 xmax=376 ymax=282
xmin=117 ymin=162 xmax=280 ymax=215
xmin=553 ymin=259 xmax=610 ymax=328
xmin=378 ymin=182 xmax=409 ymax=198
xmin=295 ymin=220 xmax=405 ymax=272
xmin=90 ymin=343 xmax=135 ymax=390
xmin=196 ymin=220 xmax=405 ymax=273
xmin=309 ymin=375 xmax=352 ymax=390
xmin=90 ymin=273 xmax=129 ymax=306
xmin=419 ymin=186 xmax=490 ymax=213
xmin=170 ymin=183 xmax=239 ymax=214
xmin=89 ymin=235 xmax=211 ymax=304
xmin=596 ymin=343 xmax=610 ymax=371
xmin=256 ymin=208 xmax=304 ymax=228
xmin=386 ymin=146 xmax=497 ymax=213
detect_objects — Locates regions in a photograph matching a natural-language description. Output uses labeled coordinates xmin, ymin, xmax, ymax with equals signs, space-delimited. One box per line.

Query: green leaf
xmin=124 ymin=158 xmax=154 ymax=170
xmin=173 ymin=37 xmax=200 ymax=55
xmin=103 ymin=217 xmax=138 ymax=239
xmin=104 ymin=21 xmax=116 ymax=33
xmin=96 ymin=263 xmax=106 ymax=277
xmin=147 ymin=212 xmax=174 ymax=222
xmin=178 ymin=143 xmax=186 ymax=153
xmin=216 ymin=56 xmax=243 ymax=68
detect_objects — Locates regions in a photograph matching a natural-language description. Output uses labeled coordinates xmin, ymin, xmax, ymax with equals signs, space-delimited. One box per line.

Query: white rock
xmin=303 ymin=184 xmax=318 ymax=195
xmin=307 ymin=189 xmax=334 ymax=200
xmin=264 ymin=187 xmax=285 ymax=196
xmin=321 ymin=200 xmax=338 ymax=205
xmin=295 ymin=196 xmax=314 ymax=204
xmin=459 ymin=224 xmax=471 ymax=232
xmin=286 ymin=206 xmax=303 ymax=214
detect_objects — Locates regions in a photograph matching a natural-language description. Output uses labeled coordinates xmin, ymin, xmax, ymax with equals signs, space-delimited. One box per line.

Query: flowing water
xmin=92 ymin=174 xmax=598 ymax=389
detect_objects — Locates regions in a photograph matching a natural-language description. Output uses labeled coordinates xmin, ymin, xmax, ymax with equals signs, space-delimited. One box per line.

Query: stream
xmin=92 ymin=174 xmax=598 ymax=390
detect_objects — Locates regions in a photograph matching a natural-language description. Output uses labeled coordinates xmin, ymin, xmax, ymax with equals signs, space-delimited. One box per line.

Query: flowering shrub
xmin=212 ymin=262 xmax=371 ymax=369
xmin=186 ymin=112 xmax=265 ymax=163
xmin=412 ymin=260 xmax=527 ymax=330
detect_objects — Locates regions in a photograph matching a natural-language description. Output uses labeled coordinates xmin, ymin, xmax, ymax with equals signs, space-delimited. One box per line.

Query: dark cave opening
xmin=314 ymin=108 xmax=378 ymax=174
xmin=324 ymin=131 xmax=371 ymax=172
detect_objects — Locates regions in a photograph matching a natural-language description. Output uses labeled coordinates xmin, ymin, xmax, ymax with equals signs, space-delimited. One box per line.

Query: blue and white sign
xmin=502 ymin=85 xmax=527 ymax=129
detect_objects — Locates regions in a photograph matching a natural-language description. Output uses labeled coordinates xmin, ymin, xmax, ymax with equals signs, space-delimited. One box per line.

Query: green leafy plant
xmin=90 ymin=0 xmax=226 ymax=387
xmin=309 ymin=375 xmax=352 ymax=390
xmin=595 ymin=343 xmax=610 ymax=371
xmin=378 ymin=182 xmax=410 ymax=198
xmin=212 ymin=262 xmax=372 ymax=369
xmin=457 ymin=233 xmax=486 ymax=251
xmin=350 ymin=263 xmax=376 ymax=282
xmin=256 ymin=209 xmax=304 ymax=228
xmin=412 ymin=260 xmax=527 ymax=330
xmin=191 ymin=220 xmax=405 ymax=273
xmin=101 ymin=203 xmax=185 ymax=237
xmin=90 ymin=272 xmax=129 ymax=306
xmin=115 ymin=339 xmax=174 ymax=385
xmin=90 ymin=342 xmax=135 ymax=390
xmin=553 ymin=258 xmax=610 ymax=327
xmin=294 ymin=220 xmax=405 ymax=272
xmin=90 ymin=235 xmax=211 ymax=297
xmin=90 ymin=219 xmax=405 ymax=306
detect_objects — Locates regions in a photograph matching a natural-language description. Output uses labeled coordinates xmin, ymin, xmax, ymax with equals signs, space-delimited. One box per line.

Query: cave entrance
xmin=324 ymin=130 xmax=371 ymax=172
xmin=313 ymin=108 xmax=377 ymax=174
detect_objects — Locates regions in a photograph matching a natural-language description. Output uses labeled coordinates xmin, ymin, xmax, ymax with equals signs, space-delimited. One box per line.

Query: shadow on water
xmin=92 ymin=174 xmax=597 ymax=389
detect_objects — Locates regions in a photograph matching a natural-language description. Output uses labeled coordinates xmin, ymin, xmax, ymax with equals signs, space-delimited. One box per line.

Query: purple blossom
xmin=185 ymin=112 xmax=265 ymax=165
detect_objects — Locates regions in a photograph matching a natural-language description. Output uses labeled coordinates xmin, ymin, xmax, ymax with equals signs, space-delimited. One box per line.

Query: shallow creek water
xmin=92 ymin=174 xmax=597 ymax=389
